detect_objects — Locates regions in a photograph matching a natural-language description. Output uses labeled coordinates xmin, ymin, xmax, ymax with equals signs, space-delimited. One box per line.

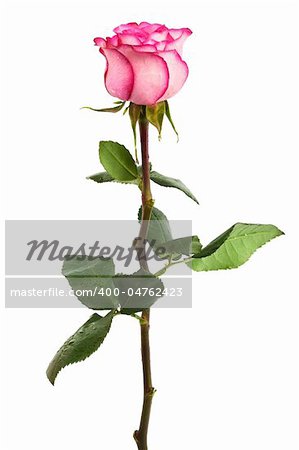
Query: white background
xmin=1 ymin=0 xmax=298 ymax=449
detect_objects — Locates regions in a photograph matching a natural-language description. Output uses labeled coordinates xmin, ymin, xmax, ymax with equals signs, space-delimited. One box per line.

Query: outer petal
xmin=144 ymin=39 xmax=160 ymax=46
xmin=94 ymin=37 xmax=106 ymax=47
xmin=156 ymin=50 xmax=189 ymax=102
xmin=106 ymin=35 xmax=119 ymax=47
xmin=132 ymin=44 xmax=157 ymax=53
xmin=165 ymin=28 xmax=192 ymax=56
xmin=117 ymin=45 xmax=169 ymax=105
xmin=117 ymin=33 xmax=142 ymax=45
xmin=138 ymin=21 xmax=151 ymax=28
xmin=100 ymin=48 xmax=134 ymax=101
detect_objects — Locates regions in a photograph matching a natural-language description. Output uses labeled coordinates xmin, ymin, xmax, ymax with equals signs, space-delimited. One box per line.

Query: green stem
xmin=136 ymin=110 xmax=154 ymax=271
xmin=133 ymin=107 xmax=155 ymax=450
xmin=154 ymin=255 xmax=193 ymax=277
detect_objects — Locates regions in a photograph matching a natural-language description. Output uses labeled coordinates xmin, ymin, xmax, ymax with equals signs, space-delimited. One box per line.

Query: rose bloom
xmin=94 ymin=22 xmax=192 ymax=106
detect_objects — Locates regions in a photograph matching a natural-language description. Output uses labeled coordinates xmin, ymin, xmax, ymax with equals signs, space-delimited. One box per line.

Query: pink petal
xmin=146 ymin=29 xmax=169 ymax=42
xmin=154 ymin=25 xmax=169 ymax=33
xmin=94 ymin=37 xmax=106 ymax=48
xmin=144 ymin=39 xmax=158 ymax=45
xmin=166 ymin=32 xmax=175 ymax=42
xmin=138 ymin=21 xmax=151 ymax=28
xmin=132 ymin=44 xmax=157 ymax=53
xmin=113 ymin=22 xmax=138 ymax=33
xmin=121 ymin=28 xmax=148 ymax=41
xmin=117 ymin=33 xmax=142 ymax=45
xmin=139 ymin=22 xmax=162 ymax=33
xmin=155 ymin=41 xmax=167 ymax=51
xmin=117 ymin=45 xmax=169 ymax=105
xmin=168 ymin=29 xmax=183 ymax=39
xmin=165 ymin=28 xmax=192 ymax=56
xmin=156 ymin=50 xmax=189 ymax=102
xmin=100 ymin=48 xmax=134 ymax=101
xmin=106 ymin=35 xmax=119 ymax=47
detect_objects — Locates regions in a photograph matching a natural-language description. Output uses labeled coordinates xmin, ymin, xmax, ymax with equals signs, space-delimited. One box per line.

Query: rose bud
xmin=94 ymin=22 xmax=192 ymax=106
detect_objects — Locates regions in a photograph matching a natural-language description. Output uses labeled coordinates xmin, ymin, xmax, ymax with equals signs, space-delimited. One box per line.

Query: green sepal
xmin=81 ymin=102 xmax=126 ymax=113
xmin=146 ymin=102 xmax=166 ymax=139
xmin=123 ymin=104 xmax=130 ymax=115
xmin=46 ymin=311 xmax=116 ymax=385
xmin=165 ymin=101 xmax=179 ymax=140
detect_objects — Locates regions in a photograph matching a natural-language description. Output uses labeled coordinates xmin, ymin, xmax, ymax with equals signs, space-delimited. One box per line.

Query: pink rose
xmin=94 ymin=22 xmax=192 ymax=106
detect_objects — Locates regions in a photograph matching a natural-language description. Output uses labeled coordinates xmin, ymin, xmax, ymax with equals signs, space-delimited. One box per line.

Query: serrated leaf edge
xmin=46 ymin=311 xmax=116 ymax=385
xmin=189 ymin=224 xmax=284 ymax=271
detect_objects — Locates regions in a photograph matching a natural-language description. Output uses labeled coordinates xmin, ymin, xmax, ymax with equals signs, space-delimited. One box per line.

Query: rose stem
xmin=133 ymin=106 xmax=155 ymax=450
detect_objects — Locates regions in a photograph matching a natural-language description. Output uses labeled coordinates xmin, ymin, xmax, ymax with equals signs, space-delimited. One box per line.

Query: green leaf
xmin=146 ymin=102 xmax=165 ymax=138
xmin=129 ymin=103 xmax=142 ymax=162
xmin=150 ymin=170 xmax=199 ymax=204
xmin=87 ymin=171 xmax=139 ymax=185
xmin=114 ymin=270 xmax=164 ymax=314
xmin=99 ymin=141 xmax=138 ymax=182
xmin=155 ymin=235 xmax=202 ymax=259
xmin=138 ymin=207 xmax=201 ymax=261
xmin=188 ymin=223 xmax=284 ymax=271
xmin=87 ymin=171 xmax=114 ymax=183
xmin=138 ymin=206 xmax=173 ymax=249
xmin=165 ymin=101 xmax=179 ymax=140
xmin=46 ymin=311 xmax=115 ymax=385
xmin=62 ymin=256 xmax=118 ymax=310
xmin=81 ymin=102 xmax=125 ymax=113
